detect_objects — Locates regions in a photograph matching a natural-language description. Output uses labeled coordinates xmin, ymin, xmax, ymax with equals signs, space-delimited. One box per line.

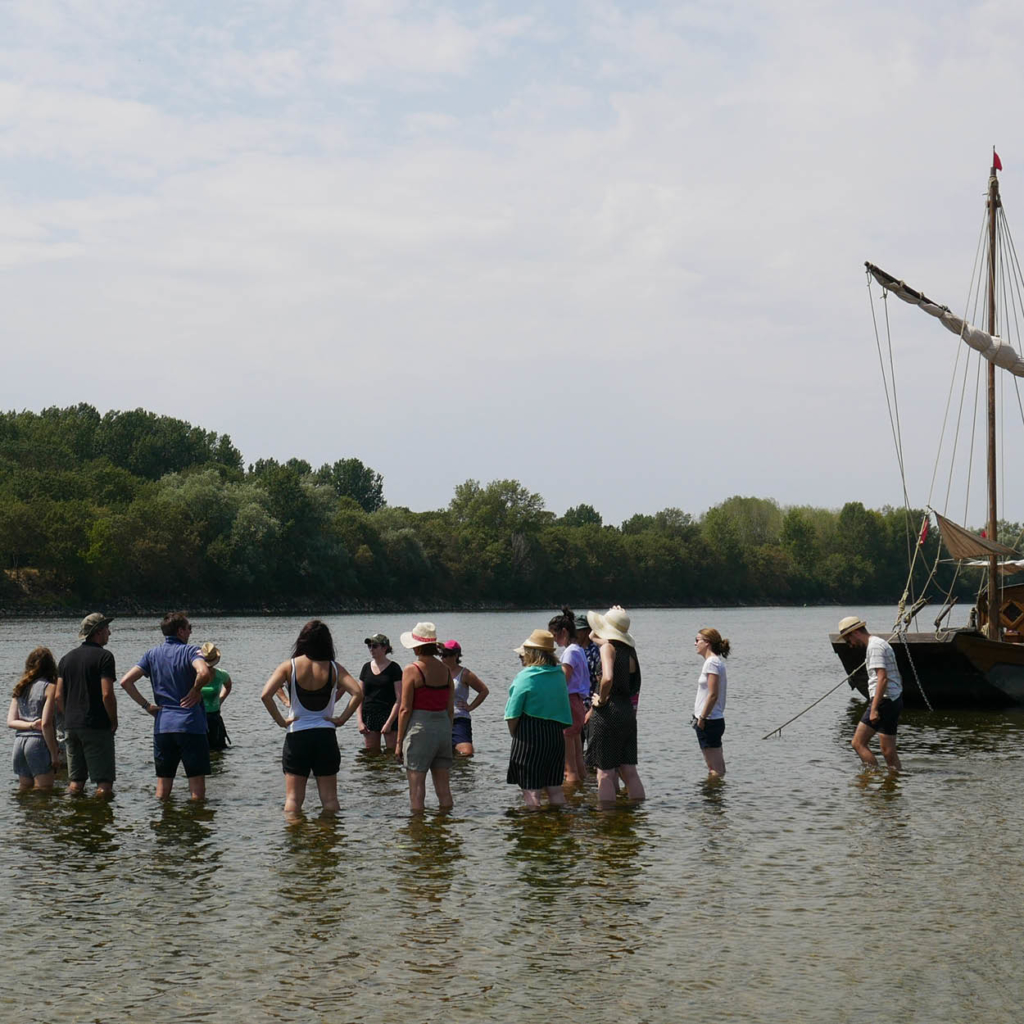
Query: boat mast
xmin=987 ymin=156 xmax=1001 ymax=641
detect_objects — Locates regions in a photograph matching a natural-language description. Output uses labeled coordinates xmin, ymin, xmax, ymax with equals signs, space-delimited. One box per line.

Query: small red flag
xmin=994 ymin=150 xmax=1003 ymax=171
xmin=982 ymin=529 xmax=988 ymax=538
xmin=918 ymin=519 xmax=929 ymax=546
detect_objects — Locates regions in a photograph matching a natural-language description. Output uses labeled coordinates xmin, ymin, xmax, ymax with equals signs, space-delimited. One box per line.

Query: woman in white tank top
xmin=261 ymin=620 xmax=362 ymax=815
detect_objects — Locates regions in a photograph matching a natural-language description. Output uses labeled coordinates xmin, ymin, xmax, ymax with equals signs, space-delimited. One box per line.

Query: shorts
xmin=207 ymin=710 xmax=231 ymax=751
xmin=403 ymin=710 xmax=453 ymax=773
xmin=363 ymin=704 xmax=397 ymax=735
xmin=154 ymin=732 xmax=211 ymax=778
xmin=693 ymin=717 xmax=725 ymax=750
xmin=13 ymin=736 xmax=52 ymax=778
xmin=563 ymin=693 xmax=586 ymax=738
xmin=860 ymin=696 xmax=903 ymax=736
xmin=66 ymin=727 xmax=116 ymax=784
xmin=452 ymin=716 xmax=473 ymax=747
xmin=282 ymin=728 xmax=341 ymax=778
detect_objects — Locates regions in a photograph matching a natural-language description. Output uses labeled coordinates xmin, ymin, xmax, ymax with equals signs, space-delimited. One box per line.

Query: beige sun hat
xmin=587 ymin=606 xmax=635 ymax=647
xmin=836 ymin=616 xmax=867 ymax=640
xmin=400 ymin=622 xmax=439 ymax=649
xmin=200 ymin=642 xmax=222 ymax=666
xmin=514 ymin=628 xmax=556 ymax=654
xmin=78 ymin=612 xmax=114 ymax=639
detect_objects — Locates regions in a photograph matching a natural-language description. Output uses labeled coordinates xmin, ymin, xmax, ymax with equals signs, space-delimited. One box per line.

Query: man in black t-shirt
xmin=55 ymin=612 xmax=118 ymax=796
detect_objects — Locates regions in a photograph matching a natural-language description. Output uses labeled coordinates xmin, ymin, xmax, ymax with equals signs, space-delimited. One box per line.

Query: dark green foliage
xmin=0 ymin=405 xmax=988 ymax=611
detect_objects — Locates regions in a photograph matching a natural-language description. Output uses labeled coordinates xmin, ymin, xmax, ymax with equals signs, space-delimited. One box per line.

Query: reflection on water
xmin=4 ymin=609 xmax=1024 ymax=1022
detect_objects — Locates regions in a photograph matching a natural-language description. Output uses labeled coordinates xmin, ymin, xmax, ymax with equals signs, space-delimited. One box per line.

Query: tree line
xmin=0 ymin=405 xmax=987 ymax=613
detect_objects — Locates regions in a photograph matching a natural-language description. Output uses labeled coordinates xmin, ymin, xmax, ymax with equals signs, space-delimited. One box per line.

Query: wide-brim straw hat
xmin=587 ymin=606 xmax=635 ymax=647
xmin=514 ymin=628 xmax=556 ymax=654
xmin=836 ymin=616 xmax=867 ymax=640
xmin=200 ymin=641 xmax=221 ymax=666
xmin=400 ymin=622 xmax=439 ymax=649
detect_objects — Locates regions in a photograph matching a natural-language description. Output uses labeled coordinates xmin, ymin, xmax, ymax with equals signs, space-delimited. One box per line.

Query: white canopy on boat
xmin=963 ymin=559 xmax=1024 ymax=574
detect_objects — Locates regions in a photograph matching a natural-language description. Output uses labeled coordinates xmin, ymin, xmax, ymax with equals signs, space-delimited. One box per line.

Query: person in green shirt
xmin=504 ymin=629 xmax=572 ymax=809
xmin=200 ymin=642 xmax=232 ymax=751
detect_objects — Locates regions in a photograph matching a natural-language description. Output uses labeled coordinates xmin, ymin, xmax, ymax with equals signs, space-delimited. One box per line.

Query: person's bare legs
xmin=618 ymin=764 xmax=646 ymax=799
xmin=596 ymin=768 xmax=618 ymax=803
xmin=455 ymin=742 xmax=474 ymax=757
xmin=702 ymin=747 xmax=726 ymax=778
xmin=187 ymin=775 xmax=206 ymax=801
xmin=68 ymin=781 xmax=86 ymax=796
xmin=32 ymin=772 xmax=55 ymax=791
xmin=431 ymin=767 xmax=453 ymax=810
xmin=18 ymin=777 xmax=33 ymax=792
xmin=156 ymin=777 xmax=174 ymax=800
xmin=315 ymin=774 xmax=340 ymax=812
xmin=522 ymin=788 xmax=543 ymax=809
xmin=284 ymin=773 xmax=307 ymax=814
xmin=384 ymin=730 xmax=397 ymax=752
xmin=564 ymin=737 xmax=580 ymax=784
xmin=407 ymin=770 xmax=427 ymax=812
xmin=95 ymin=781 xmax=113 ymax=798
xmin=851 ymin=723 xmax=879 ymax=767
xmin=572 ymin=734 xmax=586 ymax=780
xmin=878 ymin=734 xmax=902 ymax=771
xmin=545 ymin=785 xmax=566 ymax=807
xmin=362 ymin=730 xmax=382 ymax=751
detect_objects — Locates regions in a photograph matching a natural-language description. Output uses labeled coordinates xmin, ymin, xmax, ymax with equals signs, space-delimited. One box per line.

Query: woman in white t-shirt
xmin=693 ymin=627 xmax=729 ymax=778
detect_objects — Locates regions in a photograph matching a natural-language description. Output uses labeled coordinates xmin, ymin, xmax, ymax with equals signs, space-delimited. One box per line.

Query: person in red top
xmin=395 ymin=622 xmax=454 ymax=812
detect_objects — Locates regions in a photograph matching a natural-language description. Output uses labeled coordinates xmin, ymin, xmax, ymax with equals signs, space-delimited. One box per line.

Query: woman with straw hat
xmin=199 ymin=642 xmax=232 ymax=751
xmin=585 ymin=606 xmax=646 ymax=803
xmin=505 ymin=629 xmax=572 ymax=809
xmin=395 ymin=622 xmax=454 ymax=812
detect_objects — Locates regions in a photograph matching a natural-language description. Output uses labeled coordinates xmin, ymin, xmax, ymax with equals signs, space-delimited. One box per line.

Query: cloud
xmin=2 ymin=0 xmax=1024 ymax=525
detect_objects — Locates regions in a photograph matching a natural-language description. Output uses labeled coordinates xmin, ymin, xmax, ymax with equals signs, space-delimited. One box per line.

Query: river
xmin=2 ymin=606 xmax=1022 ymax=1023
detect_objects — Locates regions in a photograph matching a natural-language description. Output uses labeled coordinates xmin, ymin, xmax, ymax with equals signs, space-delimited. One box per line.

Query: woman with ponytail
xmin=692 ymin=628 xmax=730 ymax=778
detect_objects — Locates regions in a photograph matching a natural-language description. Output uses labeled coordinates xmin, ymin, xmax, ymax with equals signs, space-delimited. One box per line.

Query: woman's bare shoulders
xmin=293 ymin=656 xmax=335 ymax=691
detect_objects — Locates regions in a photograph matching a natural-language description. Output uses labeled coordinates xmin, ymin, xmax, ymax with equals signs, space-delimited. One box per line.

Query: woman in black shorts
xmin=356 ymin=633 xmax=403 ymax=752
xmin=261 ymin=620 xmax=362 ymax=815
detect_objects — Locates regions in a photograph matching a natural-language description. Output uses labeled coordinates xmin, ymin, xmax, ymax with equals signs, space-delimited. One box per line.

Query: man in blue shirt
xmin=119 ymin=611 xmax=213 ymax=800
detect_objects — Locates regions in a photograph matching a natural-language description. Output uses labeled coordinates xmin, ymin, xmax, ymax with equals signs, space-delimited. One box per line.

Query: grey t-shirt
xmin=866 ymin=636 xmax=902 ymax=700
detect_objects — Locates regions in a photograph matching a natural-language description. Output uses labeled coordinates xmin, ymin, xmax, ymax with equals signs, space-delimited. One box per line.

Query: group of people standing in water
xmin=9 ymin=605 xmax=735 ymax=813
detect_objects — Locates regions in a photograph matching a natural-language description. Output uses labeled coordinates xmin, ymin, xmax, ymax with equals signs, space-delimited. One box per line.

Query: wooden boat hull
xmin=829 ymin=630 xmax=1024 ymax=709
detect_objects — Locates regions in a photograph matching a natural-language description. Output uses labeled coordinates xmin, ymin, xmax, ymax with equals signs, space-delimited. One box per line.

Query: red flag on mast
xmin=918 ymin=518 xmax=929 ymax=546
xmin=994 ymin=150 xmax=1003 ymax=171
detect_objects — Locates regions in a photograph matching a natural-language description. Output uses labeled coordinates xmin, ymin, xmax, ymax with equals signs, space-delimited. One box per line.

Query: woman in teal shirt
xmin=200 ymin=642 xmax=232 ymax=751
xmin=505 ymin=629 xmax=572 ymax=809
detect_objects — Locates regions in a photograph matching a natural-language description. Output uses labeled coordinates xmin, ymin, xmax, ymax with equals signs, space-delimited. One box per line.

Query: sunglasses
xmin=368 ymin=642 xmax=383 ymax=649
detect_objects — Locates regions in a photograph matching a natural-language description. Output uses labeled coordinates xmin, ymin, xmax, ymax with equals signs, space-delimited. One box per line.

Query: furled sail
xmin=866 ymin=262 xmax=1024 ymax=377
xmin=935 ymin=511 xmax=1018 ymax=559
xmin=963 ymin=559 xmax=1024 ymax=574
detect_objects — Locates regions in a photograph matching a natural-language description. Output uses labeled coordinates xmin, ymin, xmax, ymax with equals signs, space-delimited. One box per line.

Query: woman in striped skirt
xmin=505 ymin=629 xmax=572 ymax=809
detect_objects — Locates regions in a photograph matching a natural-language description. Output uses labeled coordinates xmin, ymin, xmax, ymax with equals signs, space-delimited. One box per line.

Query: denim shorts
xmin=154 ymin=732 xmax=211 ymax=778
xmin=13 ymin=736 xmax=52 ymax=778
xmin=693 ymin=717 xmax=725 ymax=749
xmin=452 ymin=716 xmax=473 ymax=747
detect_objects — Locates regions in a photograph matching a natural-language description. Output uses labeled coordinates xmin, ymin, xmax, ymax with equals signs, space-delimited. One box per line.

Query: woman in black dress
xmin=356 ymin=632 xmax=403 ymax=752
xmin=585 ymin=606 xmax=646 ymax=804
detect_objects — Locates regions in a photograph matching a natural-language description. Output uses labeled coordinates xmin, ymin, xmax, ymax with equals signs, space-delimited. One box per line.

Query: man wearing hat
xmin=55 ymin=613 xmax=118 ymax=796
xmin=837 ymin=616 xmax=903 ymax=771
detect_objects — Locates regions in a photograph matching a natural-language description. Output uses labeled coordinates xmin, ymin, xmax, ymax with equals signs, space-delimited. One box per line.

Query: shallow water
xmin=2 ymin=607 xmax=1023 ymax=1023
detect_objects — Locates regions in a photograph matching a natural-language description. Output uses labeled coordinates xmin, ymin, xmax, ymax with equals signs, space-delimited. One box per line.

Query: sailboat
xmin=831 ymin=154 xmax=1024 ymax=709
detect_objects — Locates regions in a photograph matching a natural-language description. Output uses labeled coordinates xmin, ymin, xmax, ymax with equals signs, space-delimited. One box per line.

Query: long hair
xmin=547 ymin=605 xmax=577 ymax=641
xmin=293 ymin=619 xmax=336 ymax=662
xmin=698 ymin=627 xmax=731 ymax=658
xmin=14 ymin=647 xmax=57 ymax=699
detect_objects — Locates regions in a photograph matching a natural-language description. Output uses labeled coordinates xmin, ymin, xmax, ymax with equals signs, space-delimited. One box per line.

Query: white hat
xmin=400 ymin=622 xmax=439 ymax=649
xmin=836 ymin=616 xmax=867 ymax=640
xmin=587 ymin=606 xmax=635 ymax=647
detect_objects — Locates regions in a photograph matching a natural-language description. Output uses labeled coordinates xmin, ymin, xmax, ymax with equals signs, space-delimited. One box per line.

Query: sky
xmin=4 ymin=0 xmax=1024 ymax=527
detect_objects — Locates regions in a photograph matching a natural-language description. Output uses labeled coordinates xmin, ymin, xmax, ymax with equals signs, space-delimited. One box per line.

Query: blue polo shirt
xmin=137 ymin=637 xmax=207 ymax=735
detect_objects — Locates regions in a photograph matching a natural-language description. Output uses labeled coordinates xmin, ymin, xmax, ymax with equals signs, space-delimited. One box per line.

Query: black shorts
xmin=206 ymin=710 xmax=231 ymax=751
xmin=693 ymin=717 xmax=725 ymax=749
xmin=154 ymin=732 xmax=211 ymax=779
xmin=860 ymin=696 xmax=903 ymax=736
xmin=282 ymin=729 xmax=340 ymax=778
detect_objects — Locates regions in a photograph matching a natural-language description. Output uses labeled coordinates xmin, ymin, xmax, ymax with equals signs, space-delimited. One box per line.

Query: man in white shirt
xmin=837 ymin=616 xmax=903 ymax=771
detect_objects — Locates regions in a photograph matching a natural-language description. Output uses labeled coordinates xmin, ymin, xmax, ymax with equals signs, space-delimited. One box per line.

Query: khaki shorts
xmin=66 ymin=727 xmax=116 ymax=784
xmin=402 ymin=710 xmax=453 ymax=772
